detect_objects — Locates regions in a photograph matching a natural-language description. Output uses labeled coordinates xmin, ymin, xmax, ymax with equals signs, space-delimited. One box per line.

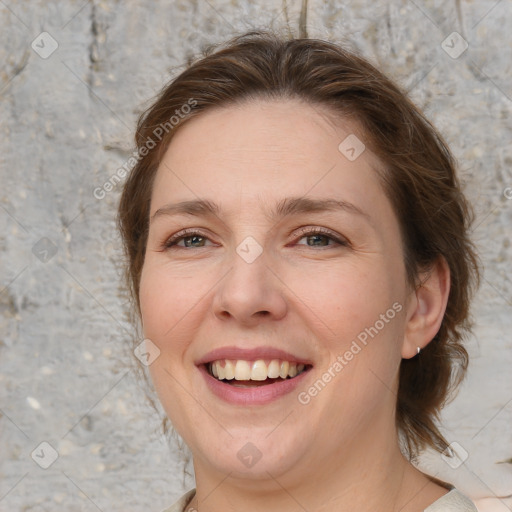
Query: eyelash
xmin=162 ymin=226 xmax=348 ymax=250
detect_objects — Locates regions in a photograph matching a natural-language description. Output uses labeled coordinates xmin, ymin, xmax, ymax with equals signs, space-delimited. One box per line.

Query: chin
xmin=192 ymin=427 xmax=308 ymax=481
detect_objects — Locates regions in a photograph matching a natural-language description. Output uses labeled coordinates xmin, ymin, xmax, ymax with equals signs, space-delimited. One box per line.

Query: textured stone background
xmin=1 ymin=1 xmax=511 ymax=510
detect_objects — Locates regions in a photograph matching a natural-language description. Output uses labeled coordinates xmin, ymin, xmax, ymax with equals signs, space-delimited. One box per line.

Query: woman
xmin=118 ymin=31 xmax=480 ymax=511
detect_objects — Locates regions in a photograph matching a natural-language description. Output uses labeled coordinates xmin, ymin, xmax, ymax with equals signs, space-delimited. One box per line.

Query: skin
xmin=139 ymin=99 xmax=451 ymax=512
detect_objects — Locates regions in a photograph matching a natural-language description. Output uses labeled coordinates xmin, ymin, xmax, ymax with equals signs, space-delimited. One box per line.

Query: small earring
xmin=417 ymin=347 xmax=421 ymax=355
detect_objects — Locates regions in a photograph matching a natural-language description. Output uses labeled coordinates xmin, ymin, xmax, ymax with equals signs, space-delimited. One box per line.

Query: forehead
xmin=150 ymin=98 xmax=387 ymax=219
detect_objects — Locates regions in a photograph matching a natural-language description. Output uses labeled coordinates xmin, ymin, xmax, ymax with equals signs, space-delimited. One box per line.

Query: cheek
xmin=287 ymin=260 xmax=402 ymax=336
xmin=138 ymin=261 xmax=221 ymax=383
xmin=292 ymin=260 xmax=406 ymax=393
xmin=139 ymin=267 xmax=168 ymax=339
xmin=139 ymin=262 xmax=200 ymax=340
xmin=138 ymin=263 xmax=201 ymax=429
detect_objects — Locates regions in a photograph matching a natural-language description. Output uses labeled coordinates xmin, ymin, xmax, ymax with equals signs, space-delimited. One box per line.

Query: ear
xmin=402 ymin=256 xmax=451 ymax=359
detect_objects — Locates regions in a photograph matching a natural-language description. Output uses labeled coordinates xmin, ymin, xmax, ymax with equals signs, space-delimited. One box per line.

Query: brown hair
xmin=118 ymin=30 xmax=479 ymax=458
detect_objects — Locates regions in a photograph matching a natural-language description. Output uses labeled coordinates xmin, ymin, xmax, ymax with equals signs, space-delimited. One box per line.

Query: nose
xmin=212 ymin=246 xmax=288 ymax=326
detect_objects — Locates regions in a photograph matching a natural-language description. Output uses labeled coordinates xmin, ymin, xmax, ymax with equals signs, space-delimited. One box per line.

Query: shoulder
xmin=160 ymin=488 xmax=196 ymax=512
xmin=425 ymin=489 xmax=479 ymax=512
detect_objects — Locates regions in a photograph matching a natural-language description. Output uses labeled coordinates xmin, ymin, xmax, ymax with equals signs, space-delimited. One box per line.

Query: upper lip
xmin=195 ymin=346 xmax=313 ymax=366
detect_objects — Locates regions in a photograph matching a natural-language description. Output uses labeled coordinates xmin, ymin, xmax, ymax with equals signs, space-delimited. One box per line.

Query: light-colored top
xmin=161 ymin=487 xmax=478 ymax=512
xmin=425 ymin=489 xmax=478 ymax=511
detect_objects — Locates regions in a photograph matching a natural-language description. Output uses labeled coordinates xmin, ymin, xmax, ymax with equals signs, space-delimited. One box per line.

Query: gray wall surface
xmin=1 ymin=1 xmax=511 ymax=510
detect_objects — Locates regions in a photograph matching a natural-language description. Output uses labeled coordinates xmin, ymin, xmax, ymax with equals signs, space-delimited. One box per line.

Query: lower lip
xmin=198 ymin=364 xmax=311 ymax=405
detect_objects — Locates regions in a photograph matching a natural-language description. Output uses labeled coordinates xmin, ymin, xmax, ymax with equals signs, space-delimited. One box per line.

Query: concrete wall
xmin=1 ymin=1 xmax=511 ymax=510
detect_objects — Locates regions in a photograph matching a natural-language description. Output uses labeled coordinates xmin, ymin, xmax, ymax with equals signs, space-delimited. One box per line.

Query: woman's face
xmin=139 ymin=99 xmax=413 ymax=483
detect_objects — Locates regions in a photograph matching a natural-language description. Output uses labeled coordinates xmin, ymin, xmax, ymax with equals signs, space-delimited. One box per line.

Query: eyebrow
xmin=151 ymin=196 xmax=370 ymax=224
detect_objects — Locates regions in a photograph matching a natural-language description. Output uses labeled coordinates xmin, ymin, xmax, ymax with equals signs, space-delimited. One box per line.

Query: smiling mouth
xmin=205 ymin=359 xmax=312 ymax=387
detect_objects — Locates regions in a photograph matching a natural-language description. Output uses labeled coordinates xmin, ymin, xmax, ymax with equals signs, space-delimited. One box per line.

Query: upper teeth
xmin=209 ymin=360 xmax=306 ymax=381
